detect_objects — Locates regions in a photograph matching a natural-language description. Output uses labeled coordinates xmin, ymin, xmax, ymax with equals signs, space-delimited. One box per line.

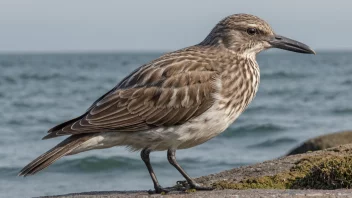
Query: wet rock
xmin=287 ymin=131 xmax=352 ymax=155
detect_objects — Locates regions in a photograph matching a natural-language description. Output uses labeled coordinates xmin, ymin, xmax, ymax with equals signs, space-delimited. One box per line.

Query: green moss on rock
xmin=213 ymin=155 xmax=352 ymax=190
xmin=293 ymin=156 xmax=352 ymax=189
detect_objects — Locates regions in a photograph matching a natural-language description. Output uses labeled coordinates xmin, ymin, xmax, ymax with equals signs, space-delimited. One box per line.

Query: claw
xmin=176 ymin=180 xmax=214 ymax=191
xmin=190 ymin=183 xmax=214 ymax=191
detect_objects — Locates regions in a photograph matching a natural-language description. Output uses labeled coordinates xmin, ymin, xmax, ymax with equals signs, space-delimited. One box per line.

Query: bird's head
xmin=201 ymin=14 xmax=315 ymax=57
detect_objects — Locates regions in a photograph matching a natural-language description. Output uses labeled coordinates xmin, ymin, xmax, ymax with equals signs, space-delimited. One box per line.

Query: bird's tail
xmin=19 ymin=134 xmax=94 ymax=176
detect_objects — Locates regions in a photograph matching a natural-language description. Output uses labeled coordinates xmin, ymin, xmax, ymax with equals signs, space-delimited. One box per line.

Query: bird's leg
xmin=167 ymin=149 xmax=214 ymax=191
xmin=140 ymin=148 xmax=170 ymax=194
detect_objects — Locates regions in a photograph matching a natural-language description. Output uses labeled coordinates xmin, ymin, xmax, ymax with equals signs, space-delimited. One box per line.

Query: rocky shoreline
xmin=42 ymin=142 xmax=352 ymax=198
xmin=44 ymin=189 xmax=352 ymax=198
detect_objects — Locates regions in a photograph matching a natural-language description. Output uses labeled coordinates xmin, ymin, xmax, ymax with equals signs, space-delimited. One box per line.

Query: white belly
xmin=70 ymin=102 xmax=240 ymax=154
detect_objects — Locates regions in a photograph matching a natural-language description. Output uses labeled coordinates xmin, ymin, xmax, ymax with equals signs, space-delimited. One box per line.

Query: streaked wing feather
xmin=47 ymin=50 xmax=218 ymax=138
xmin=145 ymin=108 xmax=173 ymax=125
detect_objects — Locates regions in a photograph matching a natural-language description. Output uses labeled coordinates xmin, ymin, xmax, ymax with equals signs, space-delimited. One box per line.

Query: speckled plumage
xmin=44 ymin=46 xmax=260 ymax=152
xmin=19 ymin=14 xmax=314 ymax=192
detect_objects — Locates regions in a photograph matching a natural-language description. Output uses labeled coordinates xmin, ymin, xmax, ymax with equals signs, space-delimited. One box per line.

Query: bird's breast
xmin=217 ymin=57 xmax=260 ymax=122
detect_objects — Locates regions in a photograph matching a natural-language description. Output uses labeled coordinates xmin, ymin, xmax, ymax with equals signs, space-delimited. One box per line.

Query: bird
xmin=19 ymin=13 xmax=315 ymax=193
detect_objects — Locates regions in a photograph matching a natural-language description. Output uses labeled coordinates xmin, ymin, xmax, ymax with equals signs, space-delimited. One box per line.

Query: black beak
xmin=269 ymin=35 xmax=315 ymax=54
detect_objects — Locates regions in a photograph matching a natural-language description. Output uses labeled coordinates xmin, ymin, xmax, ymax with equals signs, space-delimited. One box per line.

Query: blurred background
xmin=1 ymin=0 xmax=352 ymax=197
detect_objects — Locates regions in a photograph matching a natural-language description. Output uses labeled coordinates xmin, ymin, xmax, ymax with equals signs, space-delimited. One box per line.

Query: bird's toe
xmin=177 ymin=180 xmax=214 ymax=191
xmin=148 ymin=185 xmax=172 ymax=194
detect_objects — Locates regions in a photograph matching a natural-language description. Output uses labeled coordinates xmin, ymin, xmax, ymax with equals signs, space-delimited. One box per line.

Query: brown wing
xmin=44 ymin=49 xmax=218 ymax=139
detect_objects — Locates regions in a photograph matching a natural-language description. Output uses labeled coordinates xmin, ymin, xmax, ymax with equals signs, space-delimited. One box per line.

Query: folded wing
xmin=45 ymin=52 xmax=218 ymax=139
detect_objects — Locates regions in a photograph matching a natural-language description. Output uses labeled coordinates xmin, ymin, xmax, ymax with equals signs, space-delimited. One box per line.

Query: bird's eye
xmin=246 ymin=28 xmax=257 ymax=35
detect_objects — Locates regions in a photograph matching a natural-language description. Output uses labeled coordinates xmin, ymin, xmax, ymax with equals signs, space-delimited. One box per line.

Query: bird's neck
xmin=216 ymin=53 xmax=260 ymax=120
xmin=220 ymin=51 xmax=259 ymax=75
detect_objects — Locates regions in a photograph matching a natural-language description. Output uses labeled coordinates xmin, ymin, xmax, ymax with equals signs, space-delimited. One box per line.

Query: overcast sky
xmin=0 ymin=0 xmax=351 ymax=52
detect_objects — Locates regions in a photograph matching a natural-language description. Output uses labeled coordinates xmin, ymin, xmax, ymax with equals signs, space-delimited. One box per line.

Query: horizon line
xmin=0 ymin=48 xmax=351 ymax=55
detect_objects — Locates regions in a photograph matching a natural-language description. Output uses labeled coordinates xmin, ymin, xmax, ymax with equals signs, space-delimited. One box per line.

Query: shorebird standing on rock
xmin=19 ymin=14 xmax=315 ymax=193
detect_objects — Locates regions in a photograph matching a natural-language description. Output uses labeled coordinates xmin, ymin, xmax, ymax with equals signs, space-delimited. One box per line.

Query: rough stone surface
xmin=287 ymin=131 xmax=352 ymax=155
xmin=42 ymin=189 xmax=352 ymax=198
xmin=41 ymin=144 xmax=352 ymax=198
xmin=194 ymin=144 xmax=352 ymax=188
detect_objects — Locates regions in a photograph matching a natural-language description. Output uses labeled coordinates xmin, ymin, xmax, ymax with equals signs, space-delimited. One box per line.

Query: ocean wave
xmin=9 ymin=100 xmax=58 ymax=110
xmin=342 ymin=79 xmax=352 ymax=85
xmin=245 ymin=105 xmax=267 ymax=113
xmin=0 ymin=60 xmax=14 ymax=67
xmin=265 ymin=89 xmax=292 ymax=96
xmin=0 ymin=167 xmax=20 ymax=177
xmin=261 ymin=71 xmax=308 ymax=79
xmin=18 ymin=72 xmax=64 ymax=81
xmin=172 ymin=157 xmax=243 ymax=168
xmin=78 ymin=62 xmax=99 ymax=69
xmin=221 ymin=123 xmax=285 ymax=138
xmin=7 ymin=73 xmax=92 ymax=83
xmin=0 ymin=76 xmax=17 ymax=85
xmin=0 ymin=156 xmax=145 ymax=176
xmin=67 ymin=75 xmax=92 ymax=82
xmin=331 ymin=107 xmax=352 ymax=115
xmin=246 ymin=137 xmax=297 ymax=149
xmin=49 ymin=156 xmax=144 ymax=173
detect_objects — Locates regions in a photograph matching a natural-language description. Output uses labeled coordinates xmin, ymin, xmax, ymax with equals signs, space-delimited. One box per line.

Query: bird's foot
xmin=148 ymin=185 xmax=176 ymax=194
xmin=148 ymin=181 xmax=214 ymax=194
xmin=190 ymin=183 xmax=214 ymax=191
xmin=176 ymin=180 xmax=214 ymax=191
